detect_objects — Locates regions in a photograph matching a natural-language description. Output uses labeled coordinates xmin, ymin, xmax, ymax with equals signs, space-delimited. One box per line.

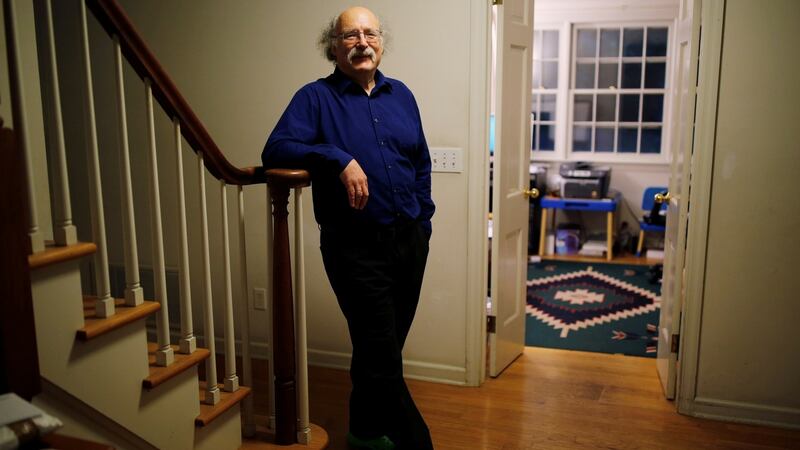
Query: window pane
xmin=620 ymin=94 xmax=640 ymax=122
xmin=576 ymin=63 xmax=595 ymax=88
xmin=540 ymin=125 xmax=555 ymax=150
xmin=577 ymin=29 xmax=597 ymax=57
xmin=541 ymin=94 xmax=557 ymax=121
xmin=596 ymin=94 xmax=616 ymax=122
xmin=533 ymin=30 xmax=542 ymax=58
xmin=641 ymin=127 xmax=662 ymax=153
xmin=573 ymin=126 xmax=592 ymax=151
xmin=573 ymin=94 xmax=594 ymax=122
xmin=642 ymin=94 xmax=664 ymax=122
xmin=542 ymin=30 xmax=559 ymax=58
xmin=645 ymin=62 xmax=666 ymax=88
xmin=647 ymin=27 xmax=668 ymax=57
xmin=622 ymin=63 xmax=642 ymax=88
xmin=530 ymin=94 xmax=539 ymax=121
xmin=623 ymin=28 xmax=644 ymax=56
xmin=543 ymin=61 xmax=559 ymax=89
xmin=619 ymin=127 xmax=639 ymax=152
xmin=532 ymin=60 xmax=541 ymax=88
xmin=599 ymin=29 xmax=620 ymax=57
xmin=595 ymin=127 xmax=615 ymax=152
xmin=598 ymin=63 xmax=618 ymax=88
xmin=531 ymin=123 xmax=538 ymax=150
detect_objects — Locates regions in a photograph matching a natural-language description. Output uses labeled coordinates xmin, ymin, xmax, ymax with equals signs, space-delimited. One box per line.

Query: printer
xmin=560 ymin=162 xmax=611 ymax=199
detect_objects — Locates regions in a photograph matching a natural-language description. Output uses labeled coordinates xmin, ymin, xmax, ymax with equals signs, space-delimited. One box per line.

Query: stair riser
xmin=31 ymin=262 xmax=201 ymax=449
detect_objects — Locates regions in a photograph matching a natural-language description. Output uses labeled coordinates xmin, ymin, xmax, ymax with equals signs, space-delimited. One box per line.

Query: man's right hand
xmin=340 ymin=159 xmax=369 ymax=210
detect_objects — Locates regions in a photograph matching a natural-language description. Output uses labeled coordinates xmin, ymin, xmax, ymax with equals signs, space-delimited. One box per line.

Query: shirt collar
xmin=329 ymin=67 xmax=393 ymax=95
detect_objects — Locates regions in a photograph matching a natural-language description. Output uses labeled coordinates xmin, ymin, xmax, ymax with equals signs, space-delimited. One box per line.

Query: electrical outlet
xmin=253 ymin=287 xmax=267 ymax=311
xmin=430 ymin=147 xmax=463 ymax=173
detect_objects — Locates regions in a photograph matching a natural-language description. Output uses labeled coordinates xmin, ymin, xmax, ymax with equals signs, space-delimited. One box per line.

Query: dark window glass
xmin=530 ymin=94 xmax=539 ymax=121
xmin=623 ymin=28 xmax=644 ymax=57
xmin=620 ymin=94 xmax=640 ymax=122
xmin=642 ymin=94 xmax=664 ymax=122
xmin=647 ymin=27 xmax=668 ymax=57
xmin=641 ymin=127 xmax=662 ymax=153
xmin=600 ymin=29 xmax=620 ymax=57
xmin=543 ymin=61 xmax=559 ymax=89
xmin=543 ymin=30 xmax=559 ymax=58
xmin=540 ymin=125 xmax=555 ymax=150
xmin=541 ymin=94 xmax=557 ymax=121
xmin=576 ymin=63 xmax=595 ymax=88
xmin=622 ymin=63 xmax=642 ymax=88
xmin=531 ymin=123 xmax=538 ymax=150
xmin=573 ymin=126 xmax=592 ymax=151
xmin=619 ymin=128 xmax=639 ymax=152
xmin=598 ymin=63 xmax=618 ymax=89
xmin=595 ymin=127 xmax=615 ymax=152
xmin=577 ymin=29 xmax=597 ymax=57
xmin=645 ymin=62 xmax=666 ymax=88
xmin=573 ymin=94 xmax=594 ymax=122
xmin=596 ymin=95 xmax=616 ymax=122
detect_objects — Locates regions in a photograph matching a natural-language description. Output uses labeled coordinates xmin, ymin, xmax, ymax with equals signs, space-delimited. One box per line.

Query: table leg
xmin=606 ymin=211 xmax=614 ymax=261
xmin=539 ymin=208 xmax=548 ymax=256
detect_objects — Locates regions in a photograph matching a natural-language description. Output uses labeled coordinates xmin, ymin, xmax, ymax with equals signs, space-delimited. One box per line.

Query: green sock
xmin=346 ymin=432 xmax=396 ymax=450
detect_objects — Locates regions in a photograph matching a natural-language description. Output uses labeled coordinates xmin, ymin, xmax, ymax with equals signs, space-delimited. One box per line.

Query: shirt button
xmin=387 ymin=164 xmax=392 ymax=169
xmin=373 ymin=118 xmax=379 ymax=123
xmin=393 ymin=188 xmax=399 ymax=193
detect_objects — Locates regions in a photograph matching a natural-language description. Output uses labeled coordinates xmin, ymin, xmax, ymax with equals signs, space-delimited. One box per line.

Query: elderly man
xmin=262 ymin=6 xmax=435 ymax=450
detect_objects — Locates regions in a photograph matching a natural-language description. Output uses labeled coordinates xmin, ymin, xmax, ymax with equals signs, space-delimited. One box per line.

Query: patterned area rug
xmin=525 ymin=261 xmax=661 ymax=357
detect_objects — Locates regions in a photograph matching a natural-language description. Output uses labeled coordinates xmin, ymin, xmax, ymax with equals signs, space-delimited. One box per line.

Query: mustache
xmin=347 ymin=46 xmax=376 ymax=63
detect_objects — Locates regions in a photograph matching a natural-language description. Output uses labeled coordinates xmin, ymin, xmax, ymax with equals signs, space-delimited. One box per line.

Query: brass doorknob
xmin=655 ymin=192 xmax=671 ymax=203
xmin=523 ymin=188 xmax=540 ymax=199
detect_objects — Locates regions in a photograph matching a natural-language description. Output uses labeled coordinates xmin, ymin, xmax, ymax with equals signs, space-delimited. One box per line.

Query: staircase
xmin=1 ymin=0 xmax=326 ymax=448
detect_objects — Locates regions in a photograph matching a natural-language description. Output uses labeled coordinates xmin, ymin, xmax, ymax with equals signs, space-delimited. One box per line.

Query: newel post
xmin=265 ymin=169 xmax=310 ymax=445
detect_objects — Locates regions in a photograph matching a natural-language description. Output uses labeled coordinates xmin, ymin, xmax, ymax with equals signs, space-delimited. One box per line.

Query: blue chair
xmin=636 ymin=186 xmax=668 ymax=256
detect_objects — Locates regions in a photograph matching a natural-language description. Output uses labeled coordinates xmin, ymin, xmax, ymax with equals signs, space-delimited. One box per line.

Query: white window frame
xmin=531 ymin=19 xmax=675 ymax=166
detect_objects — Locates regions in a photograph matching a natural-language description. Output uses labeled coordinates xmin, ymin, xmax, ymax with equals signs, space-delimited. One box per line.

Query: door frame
xmin=465 ymin=0 xmax=493 ymax=386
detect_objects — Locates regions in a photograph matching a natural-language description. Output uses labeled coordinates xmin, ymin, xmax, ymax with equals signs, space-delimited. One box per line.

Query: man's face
xmin=332 ymin=8 xmax=383 ymax=79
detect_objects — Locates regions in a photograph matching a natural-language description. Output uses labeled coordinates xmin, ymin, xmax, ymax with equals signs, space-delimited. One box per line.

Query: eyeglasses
xmin=334 ymin=29 xmax=382 ymax=44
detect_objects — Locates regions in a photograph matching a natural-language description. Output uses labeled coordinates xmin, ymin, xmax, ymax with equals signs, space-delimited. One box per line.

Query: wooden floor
xmin=278 ymin=347 xmax=800 ymax=450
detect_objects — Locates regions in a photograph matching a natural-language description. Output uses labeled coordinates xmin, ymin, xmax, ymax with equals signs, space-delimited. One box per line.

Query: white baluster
xmin=43 ymin=0 xmax=76 ymax=246
xmin=174 ymin=121 xmax=196 ymax=354
xmin=266 ymin=185 xmax=276 ymax=431
xmin=220 ymin=181 xmax=239 ymax=392
xmin=113 ymin=37 xmax=143 ymax=306
xmin=79 ymin=0 xmax=114 ymax=317
xmin=198 ymin=152 xmax=220 ymax=405
xmin=4 ymin=0 xmax=45 ymax=253
xmin=145 ymin=82 xmax=174 ymax=366
xmin=237 ymin=186 xmax=256 ymax=436
xmin=294 ymin=188 xmax=311 ymax=444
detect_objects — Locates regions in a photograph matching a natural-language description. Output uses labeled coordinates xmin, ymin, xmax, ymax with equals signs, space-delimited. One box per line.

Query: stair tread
xmin=144 ymin=342 xmax=210 ymax=389
xmin=29 ymin=242 xmax=97 ymax=270
xmin=78 ymin=297 xmax=160 ymax=341
xmin=196 ymin=382 xmax=252 ymax=427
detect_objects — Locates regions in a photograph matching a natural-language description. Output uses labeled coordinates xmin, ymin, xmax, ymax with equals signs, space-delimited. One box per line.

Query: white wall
xmin=73 ymin=0 xmax=490 ymax=384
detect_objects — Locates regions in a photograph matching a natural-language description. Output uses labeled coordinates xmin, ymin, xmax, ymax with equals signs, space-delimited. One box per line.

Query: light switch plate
xmin=430 ymin=147 xmax=463 ymax=173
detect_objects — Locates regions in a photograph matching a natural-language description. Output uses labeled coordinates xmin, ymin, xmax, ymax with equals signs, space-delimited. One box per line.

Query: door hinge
xmin=492 ymin=0 xmax=503 ymax=5
xmin=487 ymin=315 xmax=497 ymax=333
xmin=671 ymin=333 xmax=680 ymax=354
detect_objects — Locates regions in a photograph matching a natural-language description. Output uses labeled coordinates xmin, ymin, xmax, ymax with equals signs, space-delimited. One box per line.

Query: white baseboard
xmin=154 ymin=327 xmax=467 ymax=385
xmin=686 ymin=396 xmax=800 ymax=430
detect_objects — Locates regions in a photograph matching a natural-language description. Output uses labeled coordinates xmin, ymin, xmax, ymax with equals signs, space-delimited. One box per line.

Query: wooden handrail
xmin=84 ymin=0 xmax=265 ymax=186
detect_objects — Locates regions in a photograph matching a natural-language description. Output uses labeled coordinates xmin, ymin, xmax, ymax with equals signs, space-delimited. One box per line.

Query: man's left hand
xmin=340 ymin=159 xmax=369 ymax=210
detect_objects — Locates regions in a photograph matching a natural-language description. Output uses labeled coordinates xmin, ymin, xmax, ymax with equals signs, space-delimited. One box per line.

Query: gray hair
xmin=317 ymin=14 xmax=389 ymax=64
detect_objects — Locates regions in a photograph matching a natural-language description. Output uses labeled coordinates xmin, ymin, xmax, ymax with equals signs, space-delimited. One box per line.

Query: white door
xmin=656 ymin=0 xmax=700 ymax=399
xmin=489 ymin=0 xmax=534 ymax=377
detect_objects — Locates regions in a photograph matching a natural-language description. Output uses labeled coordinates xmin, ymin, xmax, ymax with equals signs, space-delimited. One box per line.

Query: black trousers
xmin=320 ymin=220 xmax=434 ymax=450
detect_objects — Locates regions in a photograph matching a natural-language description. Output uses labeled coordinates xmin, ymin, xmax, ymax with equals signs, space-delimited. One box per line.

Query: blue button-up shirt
xmin=262 ymin=68 xmax=434 ymax=234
